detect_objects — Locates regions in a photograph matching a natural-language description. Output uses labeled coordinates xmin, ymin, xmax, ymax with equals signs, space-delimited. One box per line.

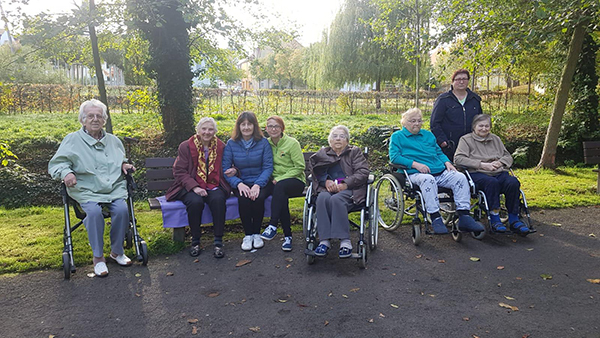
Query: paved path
xmin=1 ymin=208 xmax=599 ymax=338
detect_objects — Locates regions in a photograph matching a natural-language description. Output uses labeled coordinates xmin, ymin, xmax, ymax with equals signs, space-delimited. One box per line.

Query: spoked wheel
xmin=125 ymin=228 xmax=133 ymax=249
xmin=140 ymin=240 xmax=148 ymax=266
xmin=358 ymin=243 xmax=367 ymax=269
xmin=375 ymin=174 xmax=403 ymax=231
xmin=412 ymin=223 xmax=422 ymax=246
xmin=62 ymin=252 xmax=71 ymax=280
xmin=451 ymin=223 xmax=463 ymax=242
xmin=306 ymin=241 xmax=316 ymax=265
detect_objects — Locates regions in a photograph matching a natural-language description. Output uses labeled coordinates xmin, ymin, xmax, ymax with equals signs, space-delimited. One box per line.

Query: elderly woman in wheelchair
xmin=388 ymin=108 xmax=484 ymax=235
xmin=454 ymin=114 xmax=531 ymax=235
xmin=309 ymin=125 xmax=370 ymax=259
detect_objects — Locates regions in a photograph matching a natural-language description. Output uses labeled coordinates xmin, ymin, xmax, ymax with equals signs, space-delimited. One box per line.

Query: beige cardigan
xmin=454 ymin=132 xmax=513 ymax=175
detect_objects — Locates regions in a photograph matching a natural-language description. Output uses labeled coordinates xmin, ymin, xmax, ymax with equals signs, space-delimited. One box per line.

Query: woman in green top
xmin=260 ymin=116 xmax=306 ymax=251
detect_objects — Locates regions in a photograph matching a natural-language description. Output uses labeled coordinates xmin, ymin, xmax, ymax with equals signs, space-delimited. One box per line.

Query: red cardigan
xmin=165 ymin=138 xmax=231 ymax=201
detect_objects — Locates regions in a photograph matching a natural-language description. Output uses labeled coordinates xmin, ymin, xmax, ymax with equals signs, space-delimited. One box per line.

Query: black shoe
xmin=213 ymin=245 xmax=225 ymax=258
xmin=190 ymin=244 xmax=201 ymax=257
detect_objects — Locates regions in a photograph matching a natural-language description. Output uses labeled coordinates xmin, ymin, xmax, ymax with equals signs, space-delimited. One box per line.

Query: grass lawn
xmin=1 ymin=166 xmax=599 ymax=275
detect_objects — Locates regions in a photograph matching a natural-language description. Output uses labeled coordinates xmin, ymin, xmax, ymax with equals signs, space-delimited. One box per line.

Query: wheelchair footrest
xmin=350 ymin=253 xmax=362 ymax=259
xmin=304 ymin=249 xmax=317 ymax=257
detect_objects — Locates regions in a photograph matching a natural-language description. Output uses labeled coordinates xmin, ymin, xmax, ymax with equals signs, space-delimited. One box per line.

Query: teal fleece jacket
xmin=389 ymin=127 xmax=450 ymax=175
xmin=268 ymin=134 xmax=306 ymax=184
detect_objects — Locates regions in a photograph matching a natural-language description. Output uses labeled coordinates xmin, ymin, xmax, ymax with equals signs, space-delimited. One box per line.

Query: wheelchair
xmin=302 ymin=149 xmax=378 ymax=269
xmin=60 ymin=170 xmax=148 ymax=279
xmin=463 ymin=169 xmax=536 ymax=237
xmin=374 ymin=163 xmax=485 ymax=245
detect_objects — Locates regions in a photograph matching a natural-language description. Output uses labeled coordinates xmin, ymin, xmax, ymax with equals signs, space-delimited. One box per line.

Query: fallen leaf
xmin=586 ymin=279 xmax=600 ymax=284
xmin=191 ymin=326 xmax=197 ymax=335
xmin=497 ymin=266 xmax=505 ymax=270
xmin=87 ymin=273 xmax=95 ymax=278
xmin=135 ymin=293 xmax=141 ymax=297
xmin=236 ymin=259 xmax=252 ymax=267
xmin=390 ymin=304 xmax=399 ymax=308
xmin=473 ymin=335 xmax=480 ymax=338
xmin=504 ymin=295 xmax=516 ymax=300
xmin=166 ymin=272 xmax=174 ymax=276
xmin=516 ymin=277 xmax=522 ymax=280
xmin=429 ymin=294 xmax=435 ymax=298
xmin=342 ymin=294 xmax=348 ymax=298
xmin=589 ymin=233 xmax=596 ymax=238
xmin=324 ymin=321 xmax=329 ymax=326
xmin=367 ymin=318 xmax=374 ymax=323
xmin=193 ymin=259 xmax=199 ymax=263
xmin=350 ymin=288 xmax=360 ymax=292
xmin=277 ymin=299 xmax=288 ymax=303
xmin=379 ymin=313 xmax=386 ymax=318
xmin=499 ymin=302 xmax=519 ymax=311
xmin=470 ymin=257 xmax=480 ymax=262
xmin=416 ymin=254 xmax=423 ymax=259
xmin=497 ymin=283 xmax=502 ymax=287
xmin=135 ymin=273 xmax=142 ymax=277
xmin=526 ymin=248 xmax=534 ymax=251
xmin=297 ymin=303 xmax=308 ymax=307
xmin=522 ymin=334 xmax=530 ymax=338
xmin=285 ymin=257 xmax=293 ymax=262
xmin=49 ymin=336 xmax=55 ymax=338
xmin=208 ymin=292 xmax=220 ymax=298
xmin=540 ymin=274 xmax=553 ymax=280
xmin=392 ymin=273 xmax=396 ymax=276
xmin=551 ymin=222 xmax=562 ymax=227
xmin=249 ymin=326 xmax=260 ymax=332
xmin=463 ymin=317 xmax=470 ymax=321
xmin=328 ymin=292 xmax=333 ymax=297
xmin=539 ymin=234 xmax=544 ymax=237
xmin=438 ymin=259 xmax=446 ymax=263
xmin=286 ymin=264 xmax=291 ymax=268
xmin=188 ymin=319 xmax=199 ymax=324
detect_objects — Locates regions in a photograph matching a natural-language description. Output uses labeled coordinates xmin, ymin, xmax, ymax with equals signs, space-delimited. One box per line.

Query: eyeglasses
xmin=87 ymin=114 xmax=105 ymax=121
xmin=453 ymin=78 xmax=469 ymax=82
xmin=266 ymin=125 xmax=281 ymax=130
xmin=407 ymin=119 xmax=423 ymax=124
xmin=331 ymin=134 xmax=347 ymax=140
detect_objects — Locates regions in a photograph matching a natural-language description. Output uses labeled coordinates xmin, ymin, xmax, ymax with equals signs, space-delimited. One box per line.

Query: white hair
xmin=78 ymin=99 xmax=108 ymax=125
xmin=327 ymin=125 xmax=350 ymax=146
xmin=196 ymin=117 xmax=218 ymax=134
xmin=401 ymin=107 xmax=422 ymax=127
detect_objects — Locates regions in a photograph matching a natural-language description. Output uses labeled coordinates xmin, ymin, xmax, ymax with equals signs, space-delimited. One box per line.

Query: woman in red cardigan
xmin=165 ymin=117 xmax=235 ymax=258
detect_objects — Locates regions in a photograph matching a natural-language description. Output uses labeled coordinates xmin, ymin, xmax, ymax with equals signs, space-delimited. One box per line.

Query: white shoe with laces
xmin=241 ymin=235 xmax=253 ymax=251
xmin=253 ymin=234 xmax=264 ymax=249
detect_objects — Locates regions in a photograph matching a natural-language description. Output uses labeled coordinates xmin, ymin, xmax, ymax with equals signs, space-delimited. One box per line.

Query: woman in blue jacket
xmin=430 ymin=69 xmax=482 ymax=160
xmin=223 ymin=111 xmax=274 ymax=251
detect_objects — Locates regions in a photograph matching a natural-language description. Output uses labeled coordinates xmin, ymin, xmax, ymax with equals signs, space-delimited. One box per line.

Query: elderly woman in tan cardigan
xmin=454 ymin=114 xmax=529 ymax=234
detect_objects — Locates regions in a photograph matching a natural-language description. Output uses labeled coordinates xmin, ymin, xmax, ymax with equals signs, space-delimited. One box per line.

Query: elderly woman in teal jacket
xmin=49 ymin=99 xmax=135 ymax=277
xmin=389 ymin=107 xmax=483 ymax=234
xmin=260 ymin=116 xmax=306 ymax=251
xmin=222 ymin=111 xmax=274 ymax=251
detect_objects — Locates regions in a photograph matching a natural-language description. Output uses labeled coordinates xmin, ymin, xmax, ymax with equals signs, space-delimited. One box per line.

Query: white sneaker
xmin=241 ymin=235 xmax=253 ymax=251
xmin=94 ymin=262 xmax=109 ymax=277
xmin=253 ymin=234 xmax=264 ymax=249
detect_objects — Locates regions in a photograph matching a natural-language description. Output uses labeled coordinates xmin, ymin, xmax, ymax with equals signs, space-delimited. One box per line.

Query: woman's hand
xmin=249 ymin=184 xmax=260 ymax=201
xmin=64 ymin=173 xmax=77 ymax=187
xmin=224 ymin=168 xmax=237 ymax=177
xmin=491 ymin=161 xmax=503 ymax=170
xmin=325 ymin=179 xmax=339 ymax=193
xmin=122 ymin=163 xmax=136 ymax=174
xmin=445 ymin=162 xmax=457 ymax=171
xmin=192 ymin=187 xmax=207 ymax=196
xmin=412 ymin=161 xmax=430 ymax=174
xmin=272 ymin=179 xmax=278 ymax=185
xmin=480 ymin=162 xmax=496 ymax=171
xmin=337 ymin=183 xmax=348 ymax=192
xmin=238 ymin=183 xmax=251 ymax=198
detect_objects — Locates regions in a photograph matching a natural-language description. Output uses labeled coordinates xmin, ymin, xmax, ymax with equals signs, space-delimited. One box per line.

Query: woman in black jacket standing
xmin=430 ymin=69 xmax=482 ymax=161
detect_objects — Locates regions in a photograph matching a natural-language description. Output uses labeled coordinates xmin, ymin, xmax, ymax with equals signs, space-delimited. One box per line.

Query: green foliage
xmin=0 ymin=141 xmax=18 ymax=166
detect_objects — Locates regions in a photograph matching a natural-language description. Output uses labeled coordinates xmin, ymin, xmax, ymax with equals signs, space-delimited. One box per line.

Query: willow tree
xmin=323 ymin=0 xmax=405 ymax=109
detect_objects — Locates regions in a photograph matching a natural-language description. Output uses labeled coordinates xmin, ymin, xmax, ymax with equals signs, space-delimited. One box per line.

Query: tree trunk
xmin=537 ymin=20 xmax=588 ymax=169
xmin=88 ymin=0 xmax=112 ymax=133
xmin=375 ymin=78 xmax=381 ymax=110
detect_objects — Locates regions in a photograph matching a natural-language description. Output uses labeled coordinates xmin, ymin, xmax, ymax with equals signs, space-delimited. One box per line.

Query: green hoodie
xmin=268 ymin=134 xmax=306 ymax=184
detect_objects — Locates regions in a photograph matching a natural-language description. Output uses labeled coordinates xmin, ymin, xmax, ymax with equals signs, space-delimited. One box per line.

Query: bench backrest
xmin=146 ymin=152 xmax=315 ymax=192
xmin=583 ymin=141 xmax=600 ymax=165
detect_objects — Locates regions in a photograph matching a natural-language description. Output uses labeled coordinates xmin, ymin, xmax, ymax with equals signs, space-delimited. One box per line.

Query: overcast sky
xmin=1 ymin=0 xmax=343 ymax=46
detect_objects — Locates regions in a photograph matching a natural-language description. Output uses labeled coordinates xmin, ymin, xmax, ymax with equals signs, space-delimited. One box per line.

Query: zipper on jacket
xmin=462 ymin=105 xmax=467 ymax=134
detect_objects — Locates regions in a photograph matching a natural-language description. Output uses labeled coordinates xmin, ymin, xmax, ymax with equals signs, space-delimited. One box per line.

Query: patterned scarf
xmin=189 ymin=135 xmax=221 ymax=190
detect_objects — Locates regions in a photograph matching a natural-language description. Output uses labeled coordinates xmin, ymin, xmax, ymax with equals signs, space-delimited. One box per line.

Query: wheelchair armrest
xmin=367 ymin=174 xmax=375 ymax=184
xmin=389 ymin=162 xmax=408 ymax=171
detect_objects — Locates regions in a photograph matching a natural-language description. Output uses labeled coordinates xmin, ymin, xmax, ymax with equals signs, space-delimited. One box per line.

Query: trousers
xmin=470 ymin=171 xmax=520 ymax=214
xmin=80 ymin=199 xmax=129 ymax=258
xmin=270 ymin=178 xmax=305 ymax=237
xmin=175 ymin=187 xmax=227 ymax=245
xmin=408 ymin=170 xmax=470 ymax=214
xmin=316 ymin=189 xmax=355 ymax=240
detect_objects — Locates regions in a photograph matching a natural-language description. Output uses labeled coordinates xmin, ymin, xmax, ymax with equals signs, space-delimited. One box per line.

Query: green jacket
xmin=268 ymin=134 xmax=306 ymax=184
xmin=48 ymin=127 xmax=128 ymax=204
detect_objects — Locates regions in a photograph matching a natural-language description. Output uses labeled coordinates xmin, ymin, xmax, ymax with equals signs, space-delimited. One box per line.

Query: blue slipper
xmin=458 ymin=215 xmax=485 ymax=232
xmin=510 ymin=220 xmax=529 ymax=234
xmin=338 ymin=246 xmax=352 ymax=258
xmin=491 ymin=221 xmax=507 ymax=233
xmin=431 ymin=217 xmax=449 ymax=234
xmin=315 ymin=244 xmax=329 ymax=257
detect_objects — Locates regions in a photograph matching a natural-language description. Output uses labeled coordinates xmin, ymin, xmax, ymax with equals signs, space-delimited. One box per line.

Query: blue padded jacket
xmin=222 ymin=137 xmax=273 ymax=188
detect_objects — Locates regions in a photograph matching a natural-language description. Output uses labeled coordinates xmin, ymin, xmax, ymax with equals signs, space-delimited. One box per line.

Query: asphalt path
xmin=1 ymin=207 xmax=599 ymax=338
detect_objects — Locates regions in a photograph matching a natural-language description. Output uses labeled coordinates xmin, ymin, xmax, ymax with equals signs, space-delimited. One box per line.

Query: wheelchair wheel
xmin=368 ymin=200 xmax=378 ymax=251
xmin=306 ymin=241 xmax=316 ymax=265
xmin=411 ymin=223 xmax=422 ymax=246
xmin=140 ymin=240 xmax=149 ymax=266
xmin=375 ymin=174 xmax=403 ymax=231
xmin=125 ymin=228 xmax=133 ymax=249
xmin=358 ymin=243 xmax=367 ymax=269
xmin=451 ymin=223 xmax=462 ymax=242
xmin=62 ymin=252 xmax=71 ymax=280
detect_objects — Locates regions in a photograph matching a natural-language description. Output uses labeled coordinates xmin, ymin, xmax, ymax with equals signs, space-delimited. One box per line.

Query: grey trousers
xmin=316 ymin=190 xmax=355 ymax=240
xmin=80 ymin=199 xmax=129 ymax=258
xmin=408 ymin=170 xmax=471 ymax=214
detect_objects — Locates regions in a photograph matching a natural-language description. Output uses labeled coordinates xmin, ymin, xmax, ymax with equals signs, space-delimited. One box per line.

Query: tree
xmin=436 ymin=0 xmax=600 ymax=168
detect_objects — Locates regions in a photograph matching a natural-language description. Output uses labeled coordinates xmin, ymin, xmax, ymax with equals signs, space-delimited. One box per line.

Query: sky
xmin=1 ymin=0 xmax=344 ymax=46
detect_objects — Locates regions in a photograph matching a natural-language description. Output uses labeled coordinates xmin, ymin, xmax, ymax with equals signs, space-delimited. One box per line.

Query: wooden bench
xmin=583 ymin=141 xmax=600 ymax=194
xmin=145 ymin=152 xmax=314 ymax=241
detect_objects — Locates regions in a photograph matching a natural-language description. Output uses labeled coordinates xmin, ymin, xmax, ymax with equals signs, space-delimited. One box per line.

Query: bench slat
xmin=148 ymin=197 xmax=161 ymax=209
xmin=147 ymin=168 xmax=175 ymax=180
xmin=147 ymin=180 xmax=174 ymax=191
xmin=145 ymin=157 xmax=176 ymax=167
